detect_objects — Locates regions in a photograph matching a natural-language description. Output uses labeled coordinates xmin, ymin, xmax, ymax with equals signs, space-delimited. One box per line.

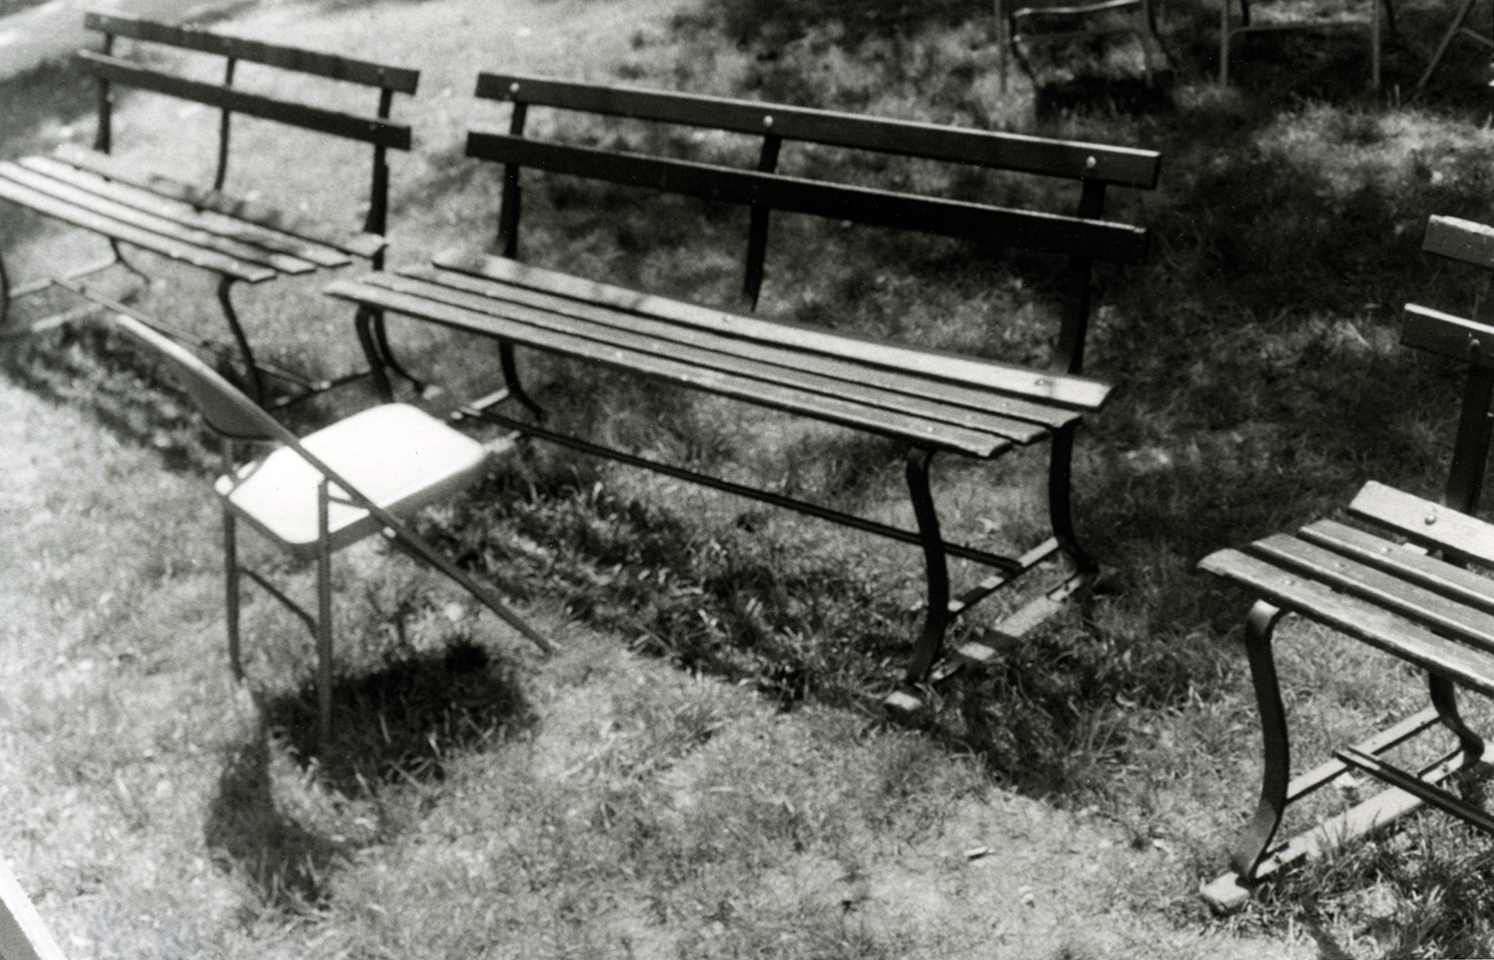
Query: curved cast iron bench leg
xmin=1429 ymin=673 xmax=1486 ymax=766
xmin=904 ymin=445 xmax=950 ymax=683
xmin=1233 ymin=599 xmax=1292 ymax=880
xmin=1049 ymin=419 xmax=1101 ymax=588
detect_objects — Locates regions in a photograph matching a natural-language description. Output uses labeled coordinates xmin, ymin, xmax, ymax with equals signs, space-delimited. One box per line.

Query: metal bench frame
xmin=1199 ymin=214 xmax=1494 ymax=910
xmin=333 ymin=72 xmax=1160 ymax=701
xmin=0 ymin=13 xmax=419 ymax=406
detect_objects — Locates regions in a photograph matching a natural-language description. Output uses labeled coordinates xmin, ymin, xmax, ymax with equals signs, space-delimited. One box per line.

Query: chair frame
xmin=1219 ymin=0 xmax=1397 ymax=88
xmin=109 ymin=306 xmax=551 ymax=744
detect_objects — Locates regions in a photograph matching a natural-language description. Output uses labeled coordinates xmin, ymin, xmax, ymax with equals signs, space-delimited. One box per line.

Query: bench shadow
xmin=204 ymin=638 xmax=535 ymax=910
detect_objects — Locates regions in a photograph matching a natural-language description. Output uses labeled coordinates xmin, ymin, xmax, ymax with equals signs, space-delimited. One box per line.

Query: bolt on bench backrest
xmin=467 ymin=72 xmax=1159 ymax=375
xmin=77 ymin=12 xmax=419 ymax=263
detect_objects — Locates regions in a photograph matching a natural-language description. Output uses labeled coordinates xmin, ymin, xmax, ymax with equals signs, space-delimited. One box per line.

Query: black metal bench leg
xmin=1232 ymin=600 xmax=1292 ymax=881
xmin=1429 ymin=673 xmax=1485 ymax=765
xmin=354 ymin=305 xmax=395 ymax=401
xmin=500 ymin=340 xmax=545 ymax=421
xmin=904 ymin=445 xmax=951 ymax=683
xmin=368 ymin=307 xmax=426 ymax=394
xmin=0 ymin=251 xmax=9 ymax=335
xmin=1049 ymin=420 xmax=1100 ymax=582
xmin=216 ymin=275 xmax=266 ymax=406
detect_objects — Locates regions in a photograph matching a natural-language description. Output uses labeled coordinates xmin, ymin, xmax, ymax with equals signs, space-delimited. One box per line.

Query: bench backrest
xmin=1399 ymin=214 xmax=1494 ymax=517
xmin=467 ymin=71 xmax=1160 ymax=375
xmin=77 ymin=13 xmax=419 ymax=257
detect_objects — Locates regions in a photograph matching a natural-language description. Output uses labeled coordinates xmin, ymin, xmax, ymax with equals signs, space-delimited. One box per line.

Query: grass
xmin=7 ymin=0 xmax=1494 ymax=956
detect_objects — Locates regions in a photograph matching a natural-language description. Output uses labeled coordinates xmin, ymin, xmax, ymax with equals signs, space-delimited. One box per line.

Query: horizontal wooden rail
xmin=475 ymin=71 xmax=1161 ymax=188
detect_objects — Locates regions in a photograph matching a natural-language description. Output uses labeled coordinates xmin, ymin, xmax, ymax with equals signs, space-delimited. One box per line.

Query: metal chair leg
xmin=1232 ymin=600 xmax=1292 ymax=880
xmin=224 ymin=507 xmax=244 ymax=682
xmin=315 ymin=478 xmax=334 ymax=746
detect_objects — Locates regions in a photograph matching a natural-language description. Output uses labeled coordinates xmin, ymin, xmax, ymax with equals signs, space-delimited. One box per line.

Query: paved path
xmin=0 ymin=0 xmax=252 ymax=80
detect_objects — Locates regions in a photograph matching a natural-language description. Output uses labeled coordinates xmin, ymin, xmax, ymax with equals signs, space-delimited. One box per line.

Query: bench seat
xmin=1197 ymin=214 xmax=1494 ymax=911
xmin=0 ymin=13 xmax=417 ymax=407
xmin=327 ymin=254 xmax=1112 ymax=459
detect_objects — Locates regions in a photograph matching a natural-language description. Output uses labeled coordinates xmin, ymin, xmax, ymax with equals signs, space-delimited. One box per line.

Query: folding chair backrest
xmin=112 ymin=314 xmax=288 ymax=444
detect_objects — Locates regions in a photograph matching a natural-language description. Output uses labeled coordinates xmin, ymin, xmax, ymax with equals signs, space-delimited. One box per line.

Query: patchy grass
xmin=7 ymin=0 xmax=1494 ymax=957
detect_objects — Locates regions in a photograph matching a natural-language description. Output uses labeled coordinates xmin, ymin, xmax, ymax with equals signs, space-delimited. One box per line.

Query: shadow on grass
xmin=262 ymin=638 xmax=536 ymax=797
xmin=205 ymin=639 xmax=534 ymax=909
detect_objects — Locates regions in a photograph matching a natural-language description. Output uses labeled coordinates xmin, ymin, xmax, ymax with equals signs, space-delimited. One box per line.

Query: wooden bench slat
xmin=52 ymin=143 xmax=385 ymax=260
xmin=1423 ymin=214 xmax=1494 ymax=271
xmin=326 ymin=278 xmax=1015 ymax=457
xmin=376 ymin=270 xmax=1063 ymax=439
xmin=474 ymin=72 xmax=1161 ymax=188
xmin=0 ymin=171 xmax=273 ymax=282
xmin=1402 ymin=303 xmax=1494 ymax=371
xmin=22 ymin=154 xmax=351 ymax=268
xmin=1198 ymin=549 xmax=1494 ymax=698
xmin=76 ymin=52 xmax=413 ymax=151
xmin=465 ymin=133 xmax=1151 ymax=264
xmin=0 ymin=161 xmax=318 ymax=275
xmin=1249 ymin=533 xmax=1494 ymax=655
xmin=85 ymin=12 xmax=421 ymax=92
xmin=1349 ymin=481 xmax=1494 ymax=568
xmin=409 ymin=262 xmax=1092 ymax=425
xmin=435 ymin=252 xmax=1113 ymax=412
xmin=1301 ymin=519 xmax=1494 ymax=616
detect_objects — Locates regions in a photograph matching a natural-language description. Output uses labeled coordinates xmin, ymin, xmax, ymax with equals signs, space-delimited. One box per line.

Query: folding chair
xmin=1 ymin=852 xmax=66 ymax=960
xmin=111 ymin=312 xmax=552 ymax=744
xmin=1219 ymin=0 xmax=1396 ymax=87
xmin=996 ymin=0 xmax=1164 ymax=90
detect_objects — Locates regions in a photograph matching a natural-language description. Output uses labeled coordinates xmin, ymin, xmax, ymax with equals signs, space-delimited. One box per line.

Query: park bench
xmin=324 ymin=71 xmax=1160 ymax=702
xmin=0 ymin=12 xmax=418 ymax=406
xmin=1198 ymin=214 xmax=1494 ymax=910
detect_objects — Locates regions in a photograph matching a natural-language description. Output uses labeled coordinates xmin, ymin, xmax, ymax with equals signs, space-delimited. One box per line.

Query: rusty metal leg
xmin=216 ymin=276 xmax=266 ymax=406
xmin=1430 ymin=673 xmax=1485 ymax=765
xmin=500 ymin=340 xmax=545 ymax=422
xmin=1049 ymin=421 xmax=1100 ymax=582
xmin=224 ymin=505 xmax=244 ymax=682
xmin=904 ymin=446 xmax=950 ymax=683
xmin=1232 ymin=600 xmax=1292 ymax=880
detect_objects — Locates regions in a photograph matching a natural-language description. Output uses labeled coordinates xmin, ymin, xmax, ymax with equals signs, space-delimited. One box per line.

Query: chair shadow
xmin=204 ymin=638 xmax=535 ymax=910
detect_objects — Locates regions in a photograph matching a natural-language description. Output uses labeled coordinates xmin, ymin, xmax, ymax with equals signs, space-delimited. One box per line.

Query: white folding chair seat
xmin=218 ymin=403 xmax=491 ymax=554
xmin=111 ymin=312 xmax=551 ymax=744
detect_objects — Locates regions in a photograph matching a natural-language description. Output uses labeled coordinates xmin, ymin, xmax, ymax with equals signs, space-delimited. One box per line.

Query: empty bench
xmin=325 ymin=71 xmax=1160 ymax=700
xmin=0 ymin=12 xmax=418 ymax=405
xmin=1199 ymin=214 xmax=1494 ymax=910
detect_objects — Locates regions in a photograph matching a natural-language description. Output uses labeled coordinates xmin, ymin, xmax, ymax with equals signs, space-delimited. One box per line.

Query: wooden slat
xmin=0 ymin=161 xmax=317 ymax=274
xmin=1198 ymin=549 xmax=1494 ymax=698
xmin=434 ymin=252 xmax=1112 ymax=411
xmin=464 ymin=133 xmax=1150 ymax=263
xmin=1349 ymin=481 xmax=1494 ymax=568
xmin=353 ymin=271 xmax=1047 ymax=445
xmin=84 ymin=12 xmax=420 ymax=92
xmin=474 ymin=72 xmax=1161 ymax=188
xmin=325 ymin=278 xmax=1012 ymax=456
xmin=0 ymin=170 xmax=273 ymax=282
xmin=75 ymin=53 xmax=413 ymax=150
xmin=53 ymin=143 xmax=384 ymax=259
xmin=1300 ymin=519 xmax=1494 ymax=616
xmin=1423 ymin=214 xmax=1494 ymax=271
xmin=406 ymin=264 xmax=1088 ymax=426
xmin=1248 ymin=533 xmax=1494 ymax=654
xmin=1402 ymin=303 xmax=1494 ymax=371
xmin=22 ymin=155 xmax=349 ymax=268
